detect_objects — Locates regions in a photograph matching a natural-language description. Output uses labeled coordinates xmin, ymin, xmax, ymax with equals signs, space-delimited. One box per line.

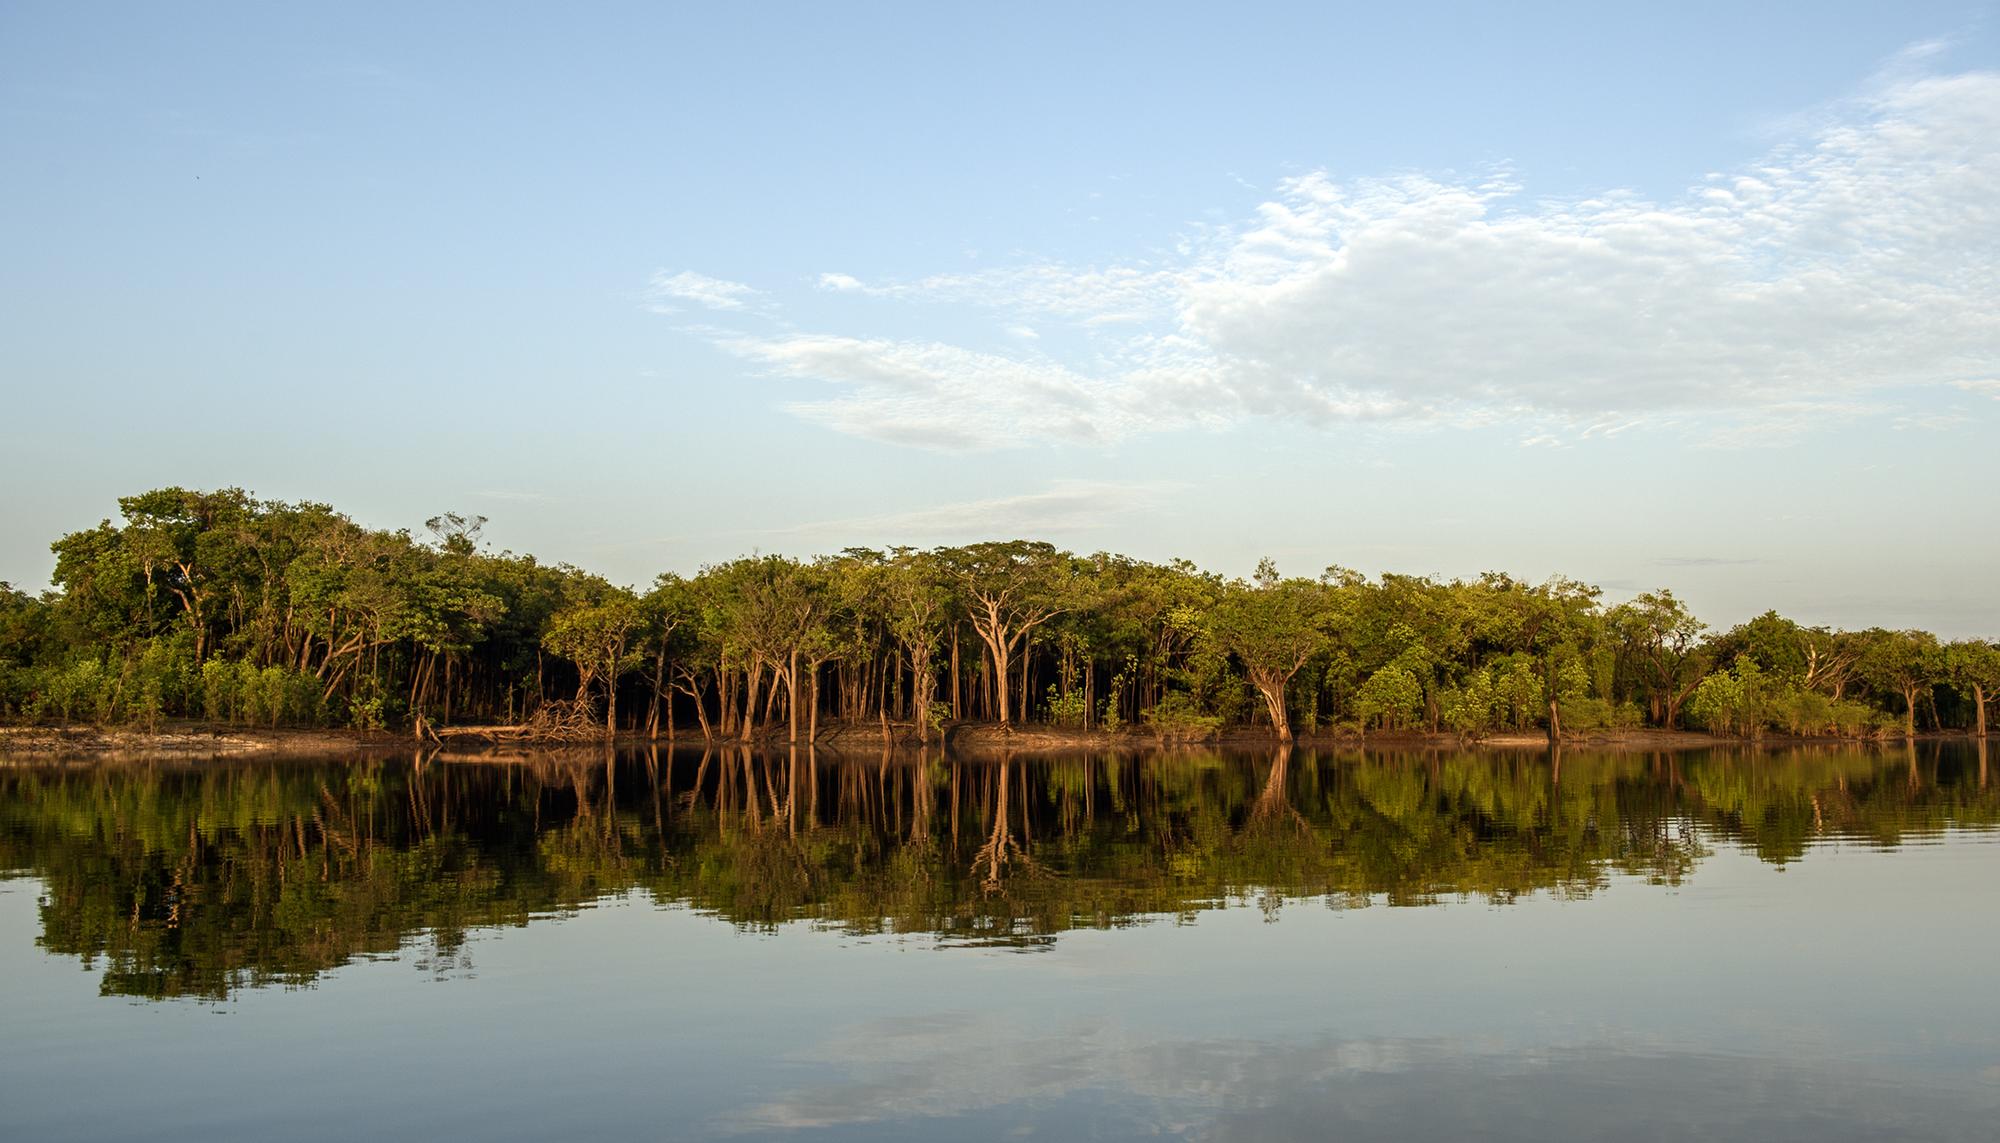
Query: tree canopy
xmin=3 ymin=487 xmax=1993 ymax=742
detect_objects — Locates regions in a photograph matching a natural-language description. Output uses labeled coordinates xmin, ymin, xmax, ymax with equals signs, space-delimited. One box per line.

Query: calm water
xmin=2 ymin=743 xmax=1996 ymax=1141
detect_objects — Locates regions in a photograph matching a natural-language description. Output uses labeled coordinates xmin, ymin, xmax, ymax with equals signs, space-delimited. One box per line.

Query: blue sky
xmin=3 ymin=2 xmax=1996 ymax=635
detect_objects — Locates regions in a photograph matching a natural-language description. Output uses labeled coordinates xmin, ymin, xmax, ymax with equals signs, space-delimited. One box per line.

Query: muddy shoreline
xmin=1 ymin=719 xmax=1941 ymax=764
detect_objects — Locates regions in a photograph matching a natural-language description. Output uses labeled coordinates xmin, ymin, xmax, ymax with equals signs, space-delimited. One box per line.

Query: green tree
xmin=542 ymin=582 xmax=644 ymax=736
xmin=1608 ymin=589 xmax=1707 ymax=727
xmin=1857 ymin=629 xmax=1944 ymax=739
xmin=1945 ymin=640 xmax=2000 ymax=738
xmin=1207 ymin=560 xmax=1336 ymax=741
xmin=937 ymin=541 xmax=1071 ymax=726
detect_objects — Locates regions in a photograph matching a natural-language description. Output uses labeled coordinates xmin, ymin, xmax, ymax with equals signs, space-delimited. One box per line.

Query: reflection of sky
xmin=3 ymin=834 xmax=1999 ymax=1142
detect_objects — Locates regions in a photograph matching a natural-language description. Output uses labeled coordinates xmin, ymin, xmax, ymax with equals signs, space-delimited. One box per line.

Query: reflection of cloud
xmin=664 ymin=61 xmax=2000 ymax=450
xmin=722 ymin=1017 xmax=1447 ymax=1133
xmin=723 ymin=1022 xmax=1999 ymax=1140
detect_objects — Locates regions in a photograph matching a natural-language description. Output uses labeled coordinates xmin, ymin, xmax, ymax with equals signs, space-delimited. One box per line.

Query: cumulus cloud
xmin=646 ymin=269 xmax=760 ymax=312
xmin=665 ymin=62 xmax=2000 ymax=449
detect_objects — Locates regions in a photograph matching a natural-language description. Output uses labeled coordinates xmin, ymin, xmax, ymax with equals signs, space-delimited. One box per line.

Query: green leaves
xmin=13 ymin=488 xmax=1999 ymax=739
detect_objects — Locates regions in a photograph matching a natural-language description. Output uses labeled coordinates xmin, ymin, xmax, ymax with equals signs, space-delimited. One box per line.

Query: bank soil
xmin=2 ymin=719 xmax=1919 ymax=763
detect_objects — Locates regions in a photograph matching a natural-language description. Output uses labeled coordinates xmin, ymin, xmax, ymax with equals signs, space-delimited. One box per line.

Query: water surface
xmin=2 ymin=743 xmax=1996 ymax=1140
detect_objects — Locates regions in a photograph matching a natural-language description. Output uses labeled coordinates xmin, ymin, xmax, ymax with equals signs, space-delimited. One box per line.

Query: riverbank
xmin=0 ymin=723 xmax=409 ymax=762
xmin=0 ymin=718 xmax=1935 ymax=763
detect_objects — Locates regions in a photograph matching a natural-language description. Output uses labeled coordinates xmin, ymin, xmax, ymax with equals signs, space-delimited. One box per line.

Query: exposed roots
xmin=525 ymin=698 xmax=604 ymax=741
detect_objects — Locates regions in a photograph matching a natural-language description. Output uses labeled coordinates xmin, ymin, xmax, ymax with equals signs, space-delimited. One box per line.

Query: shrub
xmin=1356 ymin=665 xmax=1424 ymax=732
xmin=1043 ymin=684 xmax=1088 ymax=728
xmin=1142 ymin=693 xmax=1223 ymax=742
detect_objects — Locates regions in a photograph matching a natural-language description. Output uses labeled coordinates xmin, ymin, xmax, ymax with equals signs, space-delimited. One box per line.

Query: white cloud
xmin=646 ymin=269 xmax=760 ymax=312
xmin=721 ymin=333 xmax=1226 ymax=448
xmin=1893 ymin=410 xmax=1971 ymax=431
xmin=772 ymin=480 xmax=1178 ymax=542
xmin=816 ymin=272 xmax=866 ymax=292
xmin=664 ymin=61 xmax=2000 ymax=449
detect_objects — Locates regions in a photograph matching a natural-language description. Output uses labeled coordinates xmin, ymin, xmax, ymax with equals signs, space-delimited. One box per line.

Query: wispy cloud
xmin=646 ymin=269 xmax=761 ymax=312
xmin=772 ymin=480 xmax=1177 ymax=543
xmin=719 ymin=334 xmax=1224 ymax=449
xmin=656 ymin=56 xmax=2000 ymax=450
xmin=472 ymin=489 xmax=558 ymax=505
xmin=1653 ymin=556 xmax=1763 ymax=568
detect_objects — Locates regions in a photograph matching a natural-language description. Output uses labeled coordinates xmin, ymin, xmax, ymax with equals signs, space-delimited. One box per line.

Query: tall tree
xmin=542 ymin=582 xmax=644 ymax=736
xmin=1857 ymin=629 xmax=1944 ymax=739
xmin=1608 ymin=589 xmax=1708 ymax=727
xmin=881 ymin=549 xmax=950 ymax=741
xmin=1946 ymin=640 xmax=2000 ymax=738
xmin=938 ymin=541 xmax=1071 ymax=727
xmin=1207 ymin=560 xmax=1335 ymax=742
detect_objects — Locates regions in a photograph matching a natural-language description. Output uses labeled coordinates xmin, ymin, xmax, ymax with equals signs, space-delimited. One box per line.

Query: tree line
xmin=1 ymin=487 xmax=1995 ymax=741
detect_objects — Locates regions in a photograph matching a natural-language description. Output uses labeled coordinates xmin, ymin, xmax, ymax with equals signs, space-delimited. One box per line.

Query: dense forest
xmin=1 ymin=487 xmax=1994 ymax=742
xmin=4 ymin=745 xmax=1990 ymax=997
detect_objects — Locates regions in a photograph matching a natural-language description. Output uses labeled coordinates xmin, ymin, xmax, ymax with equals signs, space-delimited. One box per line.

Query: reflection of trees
xmin=2 ymin=743 xmax=1994 ymax=998
xmin=2 ymin=759 xmax=566 ymax=999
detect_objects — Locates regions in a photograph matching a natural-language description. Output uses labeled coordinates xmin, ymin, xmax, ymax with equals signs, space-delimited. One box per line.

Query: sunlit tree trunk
xmin=808 ymin=662 xmax=822 ymax=742
xmin=739 ymin=662 xmax=762 ymax=742
xmin=786 ymin=649 xmax=801 ymax=743
xmin=950 ymin=626 xmax=961 ymax=720
xmin=1248 ymin=667 xmax=1292 ymax=742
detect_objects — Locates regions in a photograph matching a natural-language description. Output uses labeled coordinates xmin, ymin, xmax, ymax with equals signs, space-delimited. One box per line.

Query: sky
xmin=2 ymin=2 xmax=1996 ymax=636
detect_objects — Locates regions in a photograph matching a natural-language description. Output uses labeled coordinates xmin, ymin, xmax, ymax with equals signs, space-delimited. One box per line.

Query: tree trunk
xmin=677 ymin=670 xmax=713 ymax=740
xmin=761 ymin=665 xmax=782 ymax=729
xmin=740 ymin=663 xmax=762 ymax=741
xmin=1019 ymin=646 xmax=1030 ymax=724
xmin=1976 ymin=683 xmax=1988 ymax=739
xmin=950 ymin=626 xmax=961 ymax=720
xmin=809 ymin=663 xmax=821 ymax=742
xmin=985 ymin=636 xmax=1012 ymax=725
xmin=787 ymin=650 xmax=801 ymax=743
xmin=648 ymin=645 xmax=667 ymax=739
xmin=1084 ymin=659 xmax=1094 ymax=730
xmin=1251 ymin=669 xmax=1292 ymax=742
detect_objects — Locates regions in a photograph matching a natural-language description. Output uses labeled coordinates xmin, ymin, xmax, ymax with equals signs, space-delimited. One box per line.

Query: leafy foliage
xmin=3 ymin=488 xmax=1993 ymax=740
